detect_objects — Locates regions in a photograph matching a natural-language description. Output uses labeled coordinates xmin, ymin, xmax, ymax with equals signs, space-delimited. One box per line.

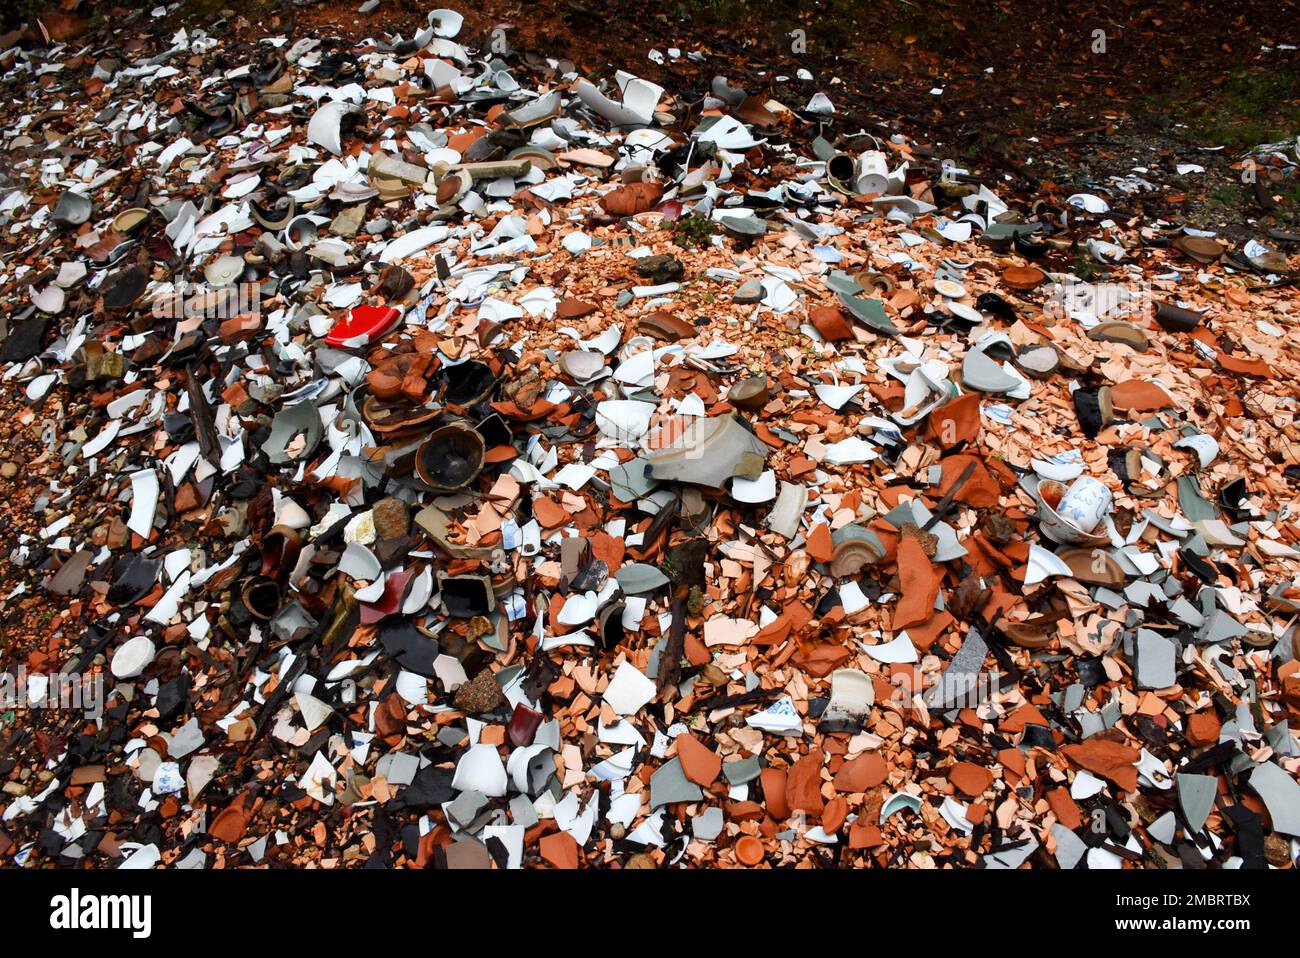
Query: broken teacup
xmin=1036 ymin=478 xmax=1110 ymax=546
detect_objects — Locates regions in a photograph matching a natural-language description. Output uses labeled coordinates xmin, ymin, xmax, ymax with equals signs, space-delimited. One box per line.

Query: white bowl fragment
xmin=111 ymin=636 xmax=157 ymax=679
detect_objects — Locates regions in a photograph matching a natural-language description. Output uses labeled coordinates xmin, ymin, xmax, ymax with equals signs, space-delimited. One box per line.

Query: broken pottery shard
xmin=923 ymin=630 xmax=989 ymax=710
xmin=837 ymin=291 xmax=899 ymax=336
xmin=614 ymin=563 xmax=669 ymax=594
xmin=646 ymin=415 xmax=766 ymax=487
xmin=650 ymin=757 xmax=703 ymax=808
xmin=574 ymin=71 xmax=664 ymax=126
xmin=766 ymin=481 xmax=807 ymax=539
xmin=1135 ymin=631 xmax=1176 ymax=689
xmin=603 ymin=661 xmax=656 ymax=715
xmin=308 ymin=100 xmax=362 ymax=156
xmin=1247 ymin=762 xmax=1300 ymax=836
xmin=1176 ymin=772 xmax=1216 ymax=833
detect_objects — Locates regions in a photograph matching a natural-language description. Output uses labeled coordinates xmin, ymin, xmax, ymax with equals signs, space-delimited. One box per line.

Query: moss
xmin=1209 ymin=183 xmax=1242 ymax=207
xmin=1070 ymin=250 xmax=1105 ymax=283
xmin=1191 ymin=68 xmax=1300 ymax=148
xmin=1138 ymin=66 xmax=1300 ymax=150
xmin=668 ymin=215 xmax=719 ymax=247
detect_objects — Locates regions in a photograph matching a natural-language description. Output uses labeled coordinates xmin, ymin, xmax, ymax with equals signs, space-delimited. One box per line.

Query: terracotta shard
xmin=1063 ymin=738 xmax=1140 ymax=791
xmin=810 ymin=305 xmax=854 ymax=341
xmin=806 ymin=522 xmax=835 ymax=563
xmin=927 ymin=393 xmax=981 ymax=448
xmin=539 ymin=830 xmax=581 ymax=869
xmin=833 ymin=752 xmax=888 ymax=792
xmin=600 ymin=182 xmax=663 ymax=216
xmin=557 ymin=298 xmax=598 ymax=319
xmin=675 ymin=732 xmax=722 ymax=786
xmin=760 ymin=767 xmax=790 ymax=820
xmin=821 ymin=796 xmax=848 ymax=833
xmin=949 ymin=761 xmax=994 ymax=797
xmin=786 ymin=752 xmax=825 ymax=813
xmin=937 ymin=454 xmax=1000 ymax=507
xmin=1110 ymin=380 xmax=1175 ymax=412
xmin=893 ymin=537 xmax=942 ymax=631
xmin=209 ymin=793 xmax=252 ymax=844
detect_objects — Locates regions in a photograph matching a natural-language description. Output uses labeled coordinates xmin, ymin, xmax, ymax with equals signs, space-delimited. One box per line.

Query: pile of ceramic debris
xmin=0 ymin=6 xmax=1298 ymax=871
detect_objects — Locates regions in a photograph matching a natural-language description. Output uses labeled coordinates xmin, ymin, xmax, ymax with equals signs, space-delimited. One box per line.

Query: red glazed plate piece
xmin=326 ymin=305 xmax=401 ymax=347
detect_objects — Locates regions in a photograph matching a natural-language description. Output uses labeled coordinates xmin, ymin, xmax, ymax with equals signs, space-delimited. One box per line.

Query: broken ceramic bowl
xmin=1172 ymin=234 xmax=1224 ymax=264
xmin=1001 ymin=264 xmax=1046 ymax=290
xmin=326 ymin=305 xmax=402 ymax=348
xmin=1014 ymin=343 xmax=1059 ymax=379
xmin=265 ymin=401 xmax=324 ymax=466
xmin=284 ymin=214 xmax=320 ymax=251
xmin=442 ymin=359 xmax=497 ymax=407
xmin=438 ymin=572 xmax=495 ymax=617
xmin=241 ymin=576 xmax=282 ymax=621
xmin=830 ymin=528 xmax=886 ymax=577
xmin=963 ymin=334 xmax=1028 ymax=395
xmin=307 ymin=100 xmax=364 ymax=156
xmin=560 ymin=350 xmax=608 ymax=384
xmin=820 ymin=668 xmax=875 ymax=731
xmin=1087 ymin=321 xmax=1149 ymax=351
xmin=880 ymin=791 xmax=923 ymax=823
xmin=574 ymin=71 xmax=664 ymax=126
xmin=1154 ymin=300 xmax=1203 ymax=333
xmin=727 ymin=374 xmax=770 ymax=412
xmin=110 ymin=635 xmax=156 ymax=679
xmin=112 ymin=207 xmax=149 ymax=234
xmin=415 ymin=422 xmax=485 ymax=491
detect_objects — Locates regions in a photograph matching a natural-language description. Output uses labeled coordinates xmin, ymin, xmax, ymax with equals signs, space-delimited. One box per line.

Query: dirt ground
xmin=218 ymin=0 xmax=1300 ymax=235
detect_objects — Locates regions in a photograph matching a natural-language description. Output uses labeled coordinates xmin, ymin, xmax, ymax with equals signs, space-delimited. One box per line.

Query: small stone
xmin=0 ymin=462 xmax=17 ymax=479
xmin=86 ymin=351 xmax=125 ymax=381
xmin=330 ymin=204 xmax=366 ymax=237
xmin=452 ymin=668 xmax=505 ymax=715
xmin=1264 ymin=833 xmax=1291 ymax=867
xmin=634 ymin=253 xmax=684 ymax=284
xmin=372 ymin=497 xmax=410 ymax=540
xmin=899 ymin=522 xmax=939 ymax=559
xmin=979 ymin=513 xmax=1016 ymax=545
